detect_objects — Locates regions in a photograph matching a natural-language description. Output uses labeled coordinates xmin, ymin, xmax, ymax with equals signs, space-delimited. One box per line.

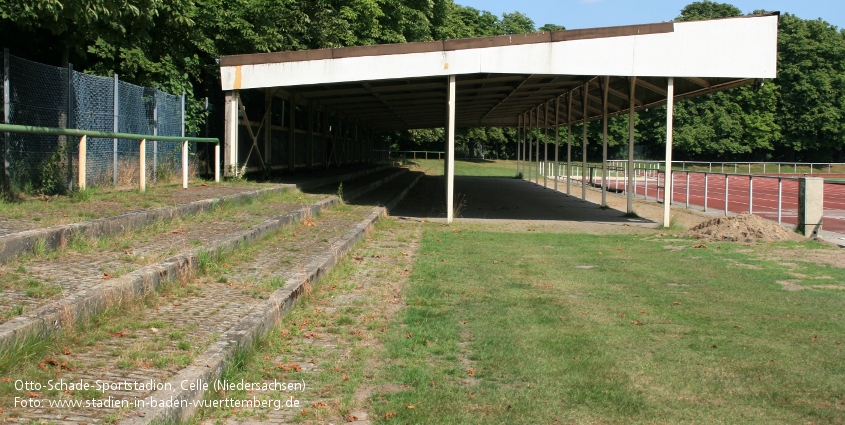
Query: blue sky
xmin=455 ymin=1 xmax=844 ymax=30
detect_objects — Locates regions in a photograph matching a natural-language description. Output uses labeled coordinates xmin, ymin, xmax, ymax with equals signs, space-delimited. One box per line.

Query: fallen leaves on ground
xmin=467 ymin=367 xmax=475 ymax=377
xmin=278 ymin=363 xmax=302 ymax=372
xmin=385 ymin=412 xmax=397 ymax=420
xmin=102 ymin=273 xmax=112 ymax=279
xmin=171 ymin=231 xmax=186 ymax=235
xmin=631 ymin=320 xmax=644 ymax=326
xmin=693 ymin=244 xmax=708 ymax=249
xmin=302 ymin=218 xmax=315 ymax=227
xmin=311 ymin=401 xmax=328 ymax=408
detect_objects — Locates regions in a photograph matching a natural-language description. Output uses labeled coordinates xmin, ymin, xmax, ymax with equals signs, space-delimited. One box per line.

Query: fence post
xmin=78 ymin=135 xmax=86 ymax=190
xmin=214 ymin=143 xmax=220 ymax=182
xmin=797 ymin=177 xmax=824 ymax=238
xmin=66 ymin=62 xmax=75 ymax=191
xmin=139 ymin=138 xmax=146 ymax=192
xmin=724 ymin=175 xmax=729 ymax=216
xmin=657 ymin=171 xmax=661 ymax=202
xmin=704 ymin=173 xmax=709 ymax=212
xmin=152 ymin=91 xmax=158 ymax=184
xmin=113 ymin=74 xmax=119 ymax=186
xmin=2 ymin=48 xmax=8 ymax=193
xmin=182 ymin=91 xmax=188 ymax=189
xmin=685 ymin=172 xmax=690 ymax=208
xmin=777 ymin=178 xmax=782 ymax=224
xmin=749 ymin=176 xmax=753 ymax=214
xmin=763 ymin=163 xmax=766 ymax=174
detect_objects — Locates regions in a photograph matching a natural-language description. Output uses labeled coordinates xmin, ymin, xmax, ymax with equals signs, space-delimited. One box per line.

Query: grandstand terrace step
xmin=0 ymin=165 xmax=422 ymax=424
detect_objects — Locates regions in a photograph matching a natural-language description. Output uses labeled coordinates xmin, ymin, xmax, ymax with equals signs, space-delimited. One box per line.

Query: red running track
xmin=592 ymin=172 xmax=845 ymax=234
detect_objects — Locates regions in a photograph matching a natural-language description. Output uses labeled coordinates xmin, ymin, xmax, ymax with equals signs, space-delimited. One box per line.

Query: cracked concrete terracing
xmin=4 ymin=205 xmax=377 ymax=425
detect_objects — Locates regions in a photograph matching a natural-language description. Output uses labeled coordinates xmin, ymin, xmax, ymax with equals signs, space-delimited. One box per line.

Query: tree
xmin=538 ymin=23 xmax=565 ymax=32
xmin=776 ymin=14 xmax=845 ymax=160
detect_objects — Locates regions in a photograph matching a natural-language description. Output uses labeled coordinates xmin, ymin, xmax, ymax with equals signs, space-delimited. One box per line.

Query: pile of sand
xmin=685 ymin=214 xmax=807 ymax=243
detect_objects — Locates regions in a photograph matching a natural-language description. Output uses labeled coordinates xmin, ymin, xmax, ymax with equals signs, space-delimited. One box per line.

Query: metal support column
xmin=113 ymin=74 xmax=119 ymax=185
xmin=446 ymin=75 xmax=456 ymax=223
xmin=223 ymin=90 xmax=239 ymax=177
xmin=535 ymin=107 xmax=540 ymax=184
xmin=554 ymin=96 xmax=560 ymax=192
xmin=627 ymin=77 xmax=636 ymax=214
xmin=663 ymin=77 xmax=675 ymax=227
xmin=566 ymin=92 xmax=572 ymax=196
xmin=581 ymin=83 xmax=588 ymax=200
xmin=2 ymin=48 xmax=9 ymax=192
xmin=543 ymin=101 xmax=549 ymax=189
xmin=601 ymin=76 xmax=609 ymax=206
xmin=528 ymin=109 xmax=534 ymax=183
xmin=517 ymin=114 xmax=522 ymax=177
xmin=181 ymin=92 xmax=188 ymax=188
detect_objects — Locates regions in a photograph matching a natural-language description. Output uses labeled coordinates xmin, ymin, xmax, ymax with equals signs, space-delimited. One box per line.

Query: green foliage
xmin=3 ymin=1 xmax=844 ymax=163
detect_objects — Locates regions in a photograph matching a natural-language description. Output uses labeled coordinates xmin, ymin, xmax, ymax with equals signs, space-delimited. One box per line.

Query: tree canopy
xmin=1 ymin=1 xmax=843 ymax=161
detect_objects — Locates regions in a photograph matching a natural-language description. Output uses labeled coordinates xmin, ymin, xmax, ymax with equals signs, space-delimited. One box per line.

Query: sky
xmin=455 ymin=0 xmax=845 ymax=31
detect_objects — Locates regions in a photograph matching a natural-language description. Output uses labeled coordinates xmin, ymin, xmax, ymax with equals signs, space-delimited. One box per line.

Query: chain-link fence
xmin=2 ymin=50 xmax=194 ymax=194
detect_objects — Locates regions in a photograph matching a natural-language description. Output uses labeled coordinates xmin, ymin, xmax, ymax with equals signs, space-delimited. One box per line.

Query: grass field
xmin=371 ymin=228 xmax=845 ymax=424
xmin=407 ymin=159 xmax=518 ymax=178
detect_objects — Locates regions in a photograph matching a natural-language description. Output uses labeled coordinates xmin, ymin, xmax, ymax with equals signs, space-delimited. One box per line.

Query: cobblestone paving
xmin=2 ymin=205 xmax=376 ymax=425
xmin=0 ymin=183 xmax=269 ymax=236
xmin=195 ymin=219 xmax=422 ymax=425
xmin=0 ymin=192 xmax=324 ymax=325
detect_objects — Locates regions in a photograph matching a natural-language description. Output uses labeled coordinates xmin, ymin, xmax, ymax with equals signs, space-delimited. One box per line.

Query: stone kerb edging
xmin=0 ymin=185 xmax=296 ymax=265
xmin=121 ymin=208 xmax=385 ymax=425
xmin=0 ymin=197 xmax=339 ymax=352
xmin=0 ymin=164 xmax=393 ymax=265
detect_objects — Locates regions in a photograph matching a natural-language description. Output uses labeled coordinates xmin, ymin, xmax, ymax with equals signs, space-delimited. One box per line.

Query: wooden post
xmin=139 ymin=138 xmax=146 ymax=192
xmin=78 ymin=135 xmax=87 ymax=190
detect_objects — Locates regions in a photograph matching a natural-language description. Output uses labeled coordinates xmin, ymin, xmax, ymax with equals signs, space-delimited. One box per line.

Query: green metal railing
xmin=0 ymin=123 xmax=220 ymax=191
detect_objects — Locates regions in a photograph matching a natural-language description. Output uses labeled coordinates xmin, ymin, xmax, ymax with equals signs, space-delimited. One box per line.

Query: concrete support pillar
xmin=663 ymin=77 xmax=675 ymax=227
xmin=446 ymin=75 xmax=456 ymax=223
xmin=581 ymin=83 xmax=589 ymax=201
xmin=627 ymin=77 xmax=637 ymax=214
xmin=798 ymin=177 xmax=824 ymax=238
xmin=223 ymin=90 xmax=239 ymax=177
xmin=601 ymin=76 xmax=610 ymax=207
